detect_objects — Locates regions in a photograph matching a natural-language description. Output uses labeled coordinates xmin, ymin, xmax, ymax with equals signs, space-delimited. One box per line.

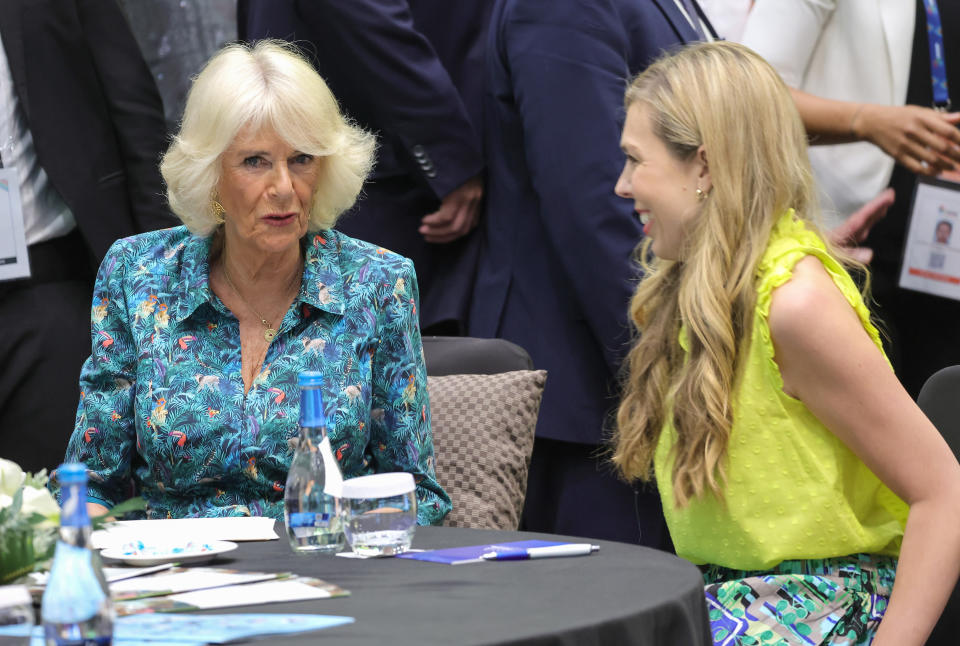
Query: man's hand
xmin=827 ymin=188 xmax=895 ymax=264
xmin=854 ymin=105 xmax=960 ymax=176
xmin=419 ymin=175 xmax=483 ymax=243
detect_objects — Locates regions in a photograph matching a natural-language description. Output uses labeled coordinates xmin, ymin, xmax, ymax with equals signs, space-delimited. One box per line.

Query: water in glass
xmin=341 ymin=473 xmax=417 ymax=557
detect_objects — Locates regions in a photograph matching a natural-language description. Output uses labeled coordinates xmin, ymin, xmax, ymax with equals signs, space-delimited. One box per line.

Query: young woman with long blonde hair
xmin=613 ymin=41 xmax=960 ymax=645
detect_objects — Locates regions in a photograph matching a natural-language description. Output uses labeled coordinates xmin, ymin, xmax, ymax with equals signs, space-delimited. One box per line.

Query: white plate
xmin=91 ymin=517 xmax=279 ymax=550
xmin=100 ymin=539 xmax=238 ymax=566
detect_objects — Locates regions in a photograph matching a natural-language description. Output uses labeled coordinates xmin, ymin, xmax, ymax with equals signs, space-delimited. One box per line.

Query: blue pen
xmin=481 ymin=543 xmax=600 ymax=561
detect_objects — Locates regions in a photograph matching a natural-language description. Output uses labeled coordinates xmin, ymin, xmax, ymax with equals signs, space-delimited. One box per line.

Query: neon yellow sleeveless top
xmin=653 ymin=211 xmax=908 ymax=571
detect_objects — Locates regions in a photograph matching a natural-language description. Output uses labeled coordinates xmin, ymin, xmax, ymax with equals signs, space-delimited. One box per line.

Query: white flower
xmin=0 ymin=458 xmax=59 ymax=524
xmin=21 ymin=486 xmax=60 ymax=523
xmin=0 ymin=458 xmax=25 ymax=498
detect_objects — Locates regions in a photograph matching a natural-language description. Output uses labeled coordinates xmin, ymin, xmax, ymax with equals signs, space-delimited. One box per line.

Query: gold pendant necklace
xmin=222 ymin=263 xmax=278 ymax=342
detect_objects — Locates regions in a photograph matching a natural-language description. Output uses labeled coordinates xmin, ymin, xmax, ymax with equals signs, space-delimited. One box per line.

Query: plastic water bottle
xmin=284 ymin=372 xmax=345 ymax=554
xmin=41 ymin=463 xmax=113 ymax=646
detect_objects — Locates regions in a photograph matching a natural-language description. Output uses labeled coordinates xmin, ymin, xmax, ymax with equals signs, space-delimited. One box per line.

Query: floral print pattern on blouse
xmin=61 ymin=226 xmax=451 ymax=523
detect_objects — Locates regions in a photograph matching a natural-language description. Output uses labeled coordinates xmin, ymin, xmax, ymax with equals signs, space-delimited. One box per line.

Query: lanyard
xmin=923 ymin=0 xmax=951 ymax=110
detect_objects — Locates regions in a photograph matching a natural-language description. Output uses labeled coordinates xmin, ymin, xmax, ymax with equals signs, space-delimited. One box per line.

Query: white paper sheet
xmin=104 ymin=564 xmax=175 ymax=582
xmin=167 ymin=579 xmax=338 ymax=609
xmin=110 ymin=568 xmax=278 ymax=597
xmin=30 ymin=563 xmax=173 ymax=587
xmin=92 ymin=516 xmax=279 ymax=550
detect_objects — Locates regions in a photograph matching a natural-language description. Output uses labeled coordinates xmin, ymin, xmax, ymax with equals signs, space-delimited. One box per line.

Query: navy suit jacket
xmin=470 ymin=0 xmax=711 ymax=444
xmin=238 ymin=0 xmax=490 ymax=329
xmin=0 ymin=0 xmax=173 ymax=263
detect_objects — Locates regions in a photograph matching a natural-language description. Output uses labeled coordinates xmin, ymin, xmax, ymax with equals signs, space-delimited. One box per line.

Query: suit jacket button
xmin=412 ymin=144 xmax=426 ymax=158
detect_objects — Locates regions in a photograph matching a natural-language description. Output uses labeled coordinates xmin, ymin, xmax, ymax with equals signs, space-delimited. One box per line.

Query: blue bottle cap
xmin=298 ymin=371 xmax=324 ymax=388
xmin=56 ymin=462 xmax=87 ymax=484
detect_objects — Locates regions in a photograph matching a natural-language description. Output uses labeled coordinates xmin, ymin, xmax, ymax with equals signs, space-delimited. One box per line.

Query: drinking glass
xmin=340 ymin=472 xmax=417 ymax=557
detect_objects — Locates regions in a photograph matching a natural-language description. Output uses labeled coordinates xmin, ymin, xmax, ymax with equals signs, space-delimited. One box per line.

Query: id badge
xmin=898 ymin=176 xmax=960 ymax=300
xmin=0 ymin=166 xmax=30 ymax=281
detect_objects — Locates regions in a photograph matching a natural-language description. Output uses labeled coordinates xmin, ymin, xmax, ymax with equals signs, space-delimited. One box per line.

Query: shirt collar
xmin=170 ymin=229 xmax=345 ymax=327
xmin=172 ymin=232 xmax=215 ymax=325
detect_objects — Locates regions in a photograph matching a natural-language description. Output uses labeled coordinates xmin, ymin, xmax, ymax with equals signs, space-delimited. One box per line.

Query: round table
xmin=210 ymin=525 xmax=711 ymax=645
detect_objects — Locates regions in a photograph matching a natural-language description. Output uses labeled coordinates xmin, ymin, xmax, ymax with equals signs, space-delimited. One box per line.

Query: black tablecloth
xmin=205 ymin=525 xmax=711 ymax=646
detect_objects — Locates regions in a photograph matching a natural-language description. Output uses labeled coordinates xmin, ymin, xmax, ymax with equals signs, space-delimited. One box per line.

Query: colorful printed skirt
xmin=702 ymin=553 xmax=897 ymax=645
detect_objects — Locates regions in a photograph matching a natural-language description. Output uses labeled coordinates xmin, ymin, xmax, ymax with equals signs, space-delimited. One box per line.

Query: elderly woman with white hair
xmin=59 ymin=40 xmax=451 ymax=523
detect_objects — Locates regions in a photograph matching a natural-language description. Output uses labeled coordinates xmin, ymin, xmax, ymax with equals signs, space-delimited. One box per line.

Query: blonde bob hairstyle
xmin=612 ymin=41 xmax=845 ymax=507
xmin=160 ymin=40 xmax=375 ymax=236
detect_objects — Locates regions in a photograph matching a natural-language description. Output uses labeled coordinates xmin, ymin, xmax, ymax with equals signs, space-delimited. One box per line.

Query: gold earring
xmin=696 ymin=187 xmax=706 ymax=202
xmin=211 ymin=200 xmax=226 ymax=224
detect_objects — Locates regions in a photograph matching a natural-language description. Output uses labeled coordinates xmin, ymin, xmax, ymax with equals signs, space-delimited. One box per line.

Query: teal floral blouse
xmin=61 ymin=226 xmax=451 ymax=523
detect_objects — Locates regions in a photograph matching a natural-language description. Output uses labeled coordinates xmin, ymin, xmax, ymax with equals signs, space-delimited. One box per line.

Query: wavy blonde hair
xmin=161 ymin=40 xmax=375 ymax=236
xmin=612 ymin=42 xmax=835 ymax=506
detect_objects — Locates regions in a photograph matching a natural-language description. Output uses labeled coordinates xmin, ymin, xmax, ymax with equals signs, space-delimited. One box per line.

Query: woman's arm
xmin=739 ymin=0 xmax=960 ymax=176
xmin=769 ymin=256 xmax=960 ymax=645
xmin=87 ymin=502 xmax=109 ymax=517
xmin=368 ymin=257 xmax=452 ymax=525
xmin=62 ymin=239 xmax=139 ymax=509
xmin=791 ymin=88 xmax=960 ymax=176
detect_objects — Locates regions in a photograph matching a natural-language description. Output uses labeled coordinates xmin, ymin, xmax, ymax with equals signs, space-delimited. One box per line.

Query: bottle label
xmin=288 ymin=511 xmax=333 ymax=527
xmin=317 ymin=436 xmax=343 ymax=496
xmin=60 ymin=484 xmax=90 ymax=528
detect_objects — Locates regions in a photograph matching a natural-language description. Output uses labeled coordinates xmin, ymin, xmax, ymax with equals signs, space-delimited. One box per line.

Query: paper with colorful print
xmin=0 ymin=629 xmax=205 ymax=646
xmin=113 ymin=613 xmax=354 ymax=642
xmin=0 ymin=626 xmax=202 ymax=646
xmin=3 ymin=613 xmax=353 ymax=644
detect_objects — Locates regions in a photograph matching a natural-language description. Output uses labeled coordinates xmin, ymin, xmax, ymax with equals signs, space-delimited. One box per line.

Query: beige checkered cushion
xmin=427 ymin=370 xmax=547 ymax=530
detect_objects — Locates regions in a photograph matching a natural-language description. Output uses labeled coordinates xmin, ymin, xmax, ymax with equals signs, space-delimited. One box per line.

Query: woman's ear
xmin=696 ymin=145 xmax=712 ymax=194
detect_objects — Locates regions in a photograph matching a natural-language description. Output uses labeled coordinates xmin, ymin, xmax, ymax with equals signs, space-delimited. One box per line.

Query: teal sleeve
xmin=62 ymin=238 xmax=139 ymax=509
xmin=368 ymin=258 xmax=451 ymax=525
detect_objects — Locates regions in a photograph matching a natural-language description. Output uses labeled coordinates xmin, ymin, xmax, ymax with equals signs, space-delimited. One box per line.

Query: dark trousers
xmin=520 ymin=436 xmax=672 ymax=550
xmin=0 ymin=231 xmax=94 ymax=473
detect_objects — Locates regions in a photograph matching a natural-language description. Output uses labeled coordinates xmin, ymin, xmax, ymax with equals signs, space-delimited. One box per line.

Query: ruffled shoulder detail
xmin=754 ymin=210 xmax=884 ymax=357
